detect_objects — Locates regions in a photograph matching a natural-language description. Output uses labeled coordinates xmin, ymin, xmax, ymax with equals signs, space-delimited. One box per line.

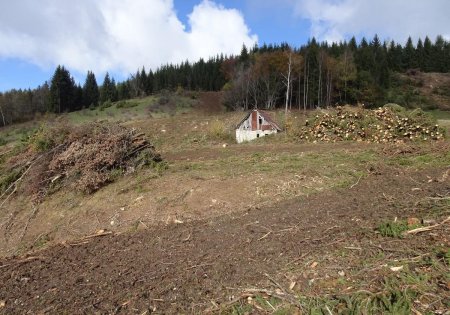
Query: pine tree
xmin=82 ymin=71 xmax=99 ymax=107
xmin=74 ymin=84 xmax=83 ymax=110
xmin=117 ymin=82 xmax=131 ymax=100
xmin=433 ymin=35 xmax=446 ymax=72
xmin=100 ymin=73 xmax=118 ymax=103
xmin=239 ymin=44 xmax=250 ymax=67
xmin=416 ymin=38 xmax=425 ymax=70
xmin=403 ymin=36 xmax=417 ymax=69
xmin=48 ymin=65 xmax=75 ymax=113
xmin=423 ymin=36 xmax=433 ymax=71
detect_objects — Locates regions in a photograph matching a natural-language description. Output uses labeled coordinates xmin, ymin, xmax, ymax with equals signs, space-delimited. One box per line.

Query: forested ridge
xmin=0 ymin=35 xmax=449 ymax=126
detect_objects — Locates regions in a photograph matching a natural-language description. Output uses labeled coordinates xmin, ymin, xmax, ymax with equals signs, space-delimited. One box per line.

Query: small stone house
xmin=235 ymin=109 xmax=282 ymax=143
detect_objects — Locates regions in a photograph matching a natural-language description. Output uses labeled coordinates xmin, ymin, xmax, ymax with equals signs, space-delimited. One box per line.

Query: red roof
xmin=236 ymin=109 xmax=282 ymax=131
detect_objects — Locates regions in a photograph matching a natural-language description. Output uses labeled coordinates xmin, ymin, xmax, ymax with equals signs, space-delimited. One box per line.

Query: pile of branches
xmin=295 ymin=105 xmax=444 ymax=143
xmin=2 ymin=122 xmax=162 ymax=203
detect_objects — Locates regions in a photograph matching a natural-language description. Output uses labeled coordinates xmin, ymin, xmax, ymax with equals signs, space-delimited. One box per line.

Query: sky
xmin=0 ymin=0 xmax=449 ymax=91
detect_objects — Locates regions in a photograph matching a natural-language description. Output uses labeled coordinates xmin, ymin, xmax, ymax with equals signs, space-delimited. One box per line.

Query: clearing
xmin=0 ymin=93 xmax=449 ymax=314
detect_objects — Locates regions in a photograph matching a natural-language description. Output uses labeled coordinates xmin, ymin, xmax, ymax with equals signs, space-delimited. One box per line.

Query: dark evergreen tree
xmin=48 ymin=65 xmax=75 ymax=113
xmin=82 ymin=71 xmax=99 ymax=107
xmin=117 ymin=81 xmax=131 ymax=100
xmin=403 ymin=36 xmax=416 ymax=69
xmin=423 ymin=36 xmax=433 ymax=71
xmin=74 ymin=84 xmax=83 ymax=110
xmin=416 ymin=38 xmax=425 ymax=70
xmin=99 ymin=73 xmax=117 ymax=103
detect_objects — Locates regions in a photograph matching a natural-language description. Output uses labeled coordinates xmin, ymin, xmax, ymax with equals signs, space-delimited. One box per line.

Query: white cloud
xmin=292 ymin=0 xmax=450 ymax=44
xmin=0 ymin=0 xmax=257 ymax=75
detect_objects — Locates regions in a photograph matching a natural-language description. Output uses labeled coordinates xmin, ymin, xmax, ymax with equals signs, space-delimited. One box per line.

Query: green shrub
xmin=377 ymin=220 xmax=421 ymax=238
xmin=99 ymin=100 xmax=112 ymax=111
xmin=28 ymin=124 xmax=69 ymax=153
xmin=116 ymin=100 xmax=138 ymax=109
xmin=0 ymin=137 xmax=7 ymax=146
xmin=0 ymin=168 xmax=22 ymax=193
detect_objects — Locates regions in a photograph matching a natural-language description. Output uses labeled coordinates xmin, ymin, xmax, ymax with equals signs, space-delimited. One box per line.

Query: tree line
xmin=223 ymin=35 xmax=449 ymax=111
xmin=0 ymin=34 xmax=448 ymax=126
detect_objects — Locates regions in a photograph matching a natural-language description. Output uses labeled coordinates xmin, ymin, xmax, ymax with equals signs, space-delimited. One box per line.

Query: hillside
xmin=0 ymin=93 xmax=449 ymax=314
xmin=400 ymin=71 xmax=450 ymax=110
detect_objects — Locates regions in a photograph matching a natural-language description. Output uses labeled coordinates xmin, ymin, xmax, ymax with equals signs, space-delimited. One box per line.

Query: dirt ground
xmin=0 ymin=162 xmax=449 ymax=314
xmin=0 ymin=98 xmax=449 ymax=314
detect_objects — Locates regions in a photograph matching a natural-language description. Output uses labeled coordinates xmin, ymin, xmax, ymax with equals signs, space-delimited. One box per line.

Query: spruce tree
xmin=416 ymin=38 xmax=425 ymax=70
xmin=82 ymin=71 xmax=99 ymax=107
xmin=48 ymin=65 xmax=75 ymax=113
xmin=100 ymin=73 xmax=118 ymax=103
xmin=423 ymin=36 xmax=433 ymax=71
xmin=402 ymin=36 xmax=416 ymax=70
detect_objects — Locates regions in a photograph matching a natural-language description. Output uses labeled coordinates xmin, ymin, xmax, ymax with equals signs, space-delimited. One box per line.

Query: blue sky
xmin=0 ymin=0 xmax=449 ymax=92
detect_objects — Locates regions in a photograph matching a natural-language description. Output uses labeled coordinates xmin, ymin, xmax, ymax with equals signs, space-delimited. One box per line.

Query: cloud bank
xmin=292 ymin=0 xmax=450 ymax=43
xmin=0 ymin=0 xmax=257 ymax=75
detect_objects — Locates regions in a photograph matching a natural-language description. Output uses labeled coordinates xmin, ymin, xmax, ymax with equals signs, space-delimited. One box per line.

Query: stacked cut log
xmin=297 ymin=106 xmax=444 ymax=143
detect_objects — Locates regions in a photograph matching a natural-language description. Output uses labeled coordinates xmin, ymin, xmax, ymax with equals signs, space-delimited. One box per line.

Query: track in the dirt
xmin=0 ymin=167 xmax=448 ymax=314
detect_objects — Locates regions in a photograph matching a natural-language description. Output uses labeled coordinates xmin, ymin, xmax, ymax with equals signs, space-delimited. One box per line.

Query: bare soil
xmin=0 ymin=164 xmax=448 ymax=314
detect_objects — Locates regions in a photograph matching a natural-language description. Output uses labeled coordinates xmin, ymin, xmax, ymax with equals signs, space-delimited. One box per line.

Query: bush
xmin=158 ymin=95 xmax=170 ymax=105
xmin=0 ymin=168 xmax=22 ymax=193
xmin=207 ymin=119 xmax=232 ymax=141
xmin=0 ymin=137 xmax=7 ymax=146
xmin=99 ymin=100 xmax=113 ymax=111
xmin=116 ymin=100 xmax=138 ymax=109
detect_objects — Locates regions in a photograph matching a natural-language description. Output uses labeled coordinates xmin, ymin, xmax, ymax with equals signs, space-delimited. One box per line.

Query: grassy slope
xmin=0 ymin=93 xmax=449 ymax=314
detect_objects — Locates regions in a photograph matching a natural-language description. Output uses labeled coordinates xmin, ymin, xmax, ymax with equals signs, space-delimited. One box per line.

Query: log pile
xmin=296 ymin=106 xmax=444 ymax=143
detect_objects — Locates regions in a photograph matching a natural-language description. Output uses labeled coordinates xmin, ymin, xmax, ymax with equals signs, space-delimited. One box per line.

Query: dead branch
xmin=231 ymin=287 xmax=303 ymax=309
xmin=65 ymin=230 xmax=113 ymax=246
xmin=350 ymin=175 xmax=363 ymax=189
xmin=257 ymin=231 xmax=271 ymax=241
xmin=186 ymin=263 xmax=212 ymax=270
xmin=404 ymin=216 xmax=450 ymax=235
xmin=0 ymin=256 xmax=45 ymax=269
xmin=82 ymin=230 xmax=113 ymax=239
xmin=0 ymin=144 xmax=64 ymax=209
xmin=18 ymin=205 xmax=40 ymax=242
xmin=264 ymin=273 xmax=286 ymax=293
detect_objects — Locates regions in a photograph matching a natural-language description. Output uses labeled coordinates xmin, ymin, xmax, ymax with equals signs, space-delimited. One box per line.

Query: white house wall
xmin=235 ymin=129 xmax=277 ymax=143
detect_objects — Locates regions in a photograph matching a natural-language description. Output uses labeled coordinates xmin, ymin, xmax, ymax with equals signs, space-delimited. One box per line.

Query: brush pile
xmin=2 ymin=122 xmax=163 ymax=202
xmin=296 ymin=105 xmax=444 ymax=143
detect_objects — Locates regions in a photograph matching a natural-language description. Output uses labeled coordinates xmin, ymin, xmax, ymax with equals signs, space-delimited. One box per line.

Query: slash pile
xmin=3 ymin=122 xmax=163 ymax=202
xmin=296 ymin=105 xmax=445 ymax=143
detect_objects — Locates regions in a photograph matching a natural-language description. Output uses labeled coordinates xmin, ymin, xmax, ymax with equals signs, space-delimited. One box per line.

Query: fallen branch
xmin=350 ymin=175 xmax=363 ymax=189
xmin=66 ymin=230 xmax=113 ymax=246
xmin=404 ymin=216 xmax=450 ymax=235
xmin=257 ymin=231 xmax=271 ymax=241
xmin=82 ymin=230 xmax=113 ymax=239
xmin=264 ymin=273 xmax=286 ymax=293
xmin=228 ymin=287 xmax=303 ymax=310
xmin=0 ymin=144 xmax=64 ymax=208
xmin=0 ymin=256 xmax=45 ymax=269
xmin=18 ymin=205 xmax=40 ymax=242
xmin=186 ymin=263 xmax=212 ymax=270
